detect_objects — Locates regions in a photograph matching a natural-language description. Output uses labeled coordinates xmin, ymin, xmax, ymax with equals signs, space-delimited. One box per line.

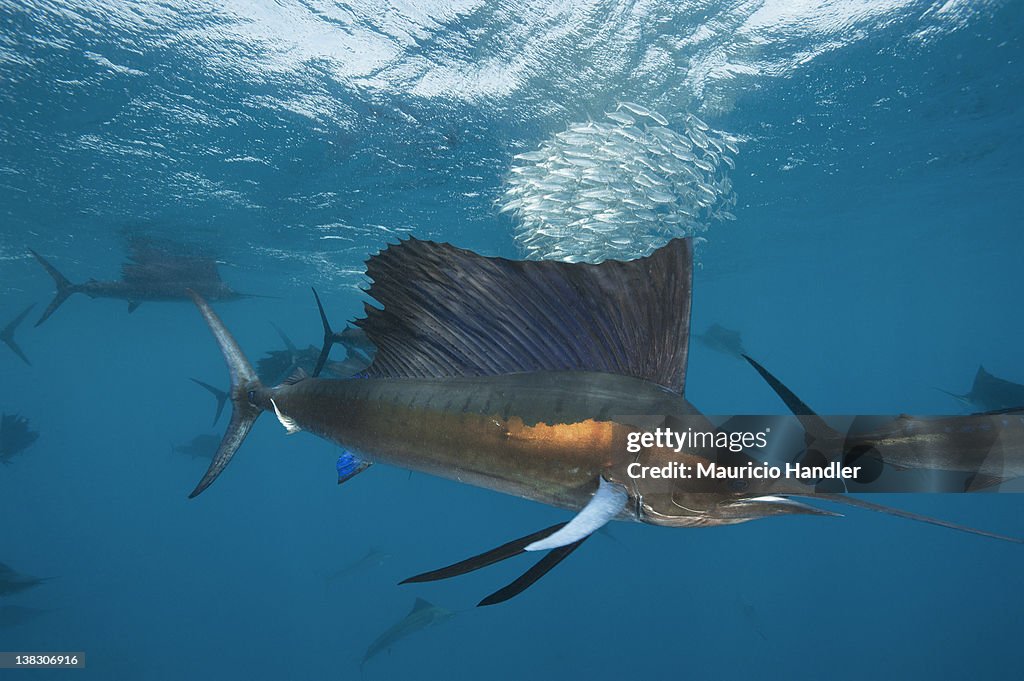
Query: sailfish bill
xmin=814 ymin=494 xmax=1023 ymax=544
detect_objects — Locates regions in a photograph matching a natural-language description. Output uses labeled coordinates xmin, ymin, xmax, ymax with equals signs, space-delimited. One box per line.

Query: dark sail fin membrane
xmin=358 ymin=237 xmax=693 ymax=393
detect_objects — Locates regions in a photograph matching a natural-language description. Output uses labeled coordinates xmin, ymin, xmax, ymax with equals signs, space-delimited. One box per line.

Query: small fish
xmin=686 ymin=112 xmax=710 ymax=131
xmin=696 ymin=182 xmax=718 ymax=200
xmin=646 ymin=189 xmax=676 ymax=204
xmin=513 ymin=151 xmax=547 ymax=162
xmin=688 ymin=126 xmax=710 ymax=150
xmin=647 ymin=109 xmax=669 ymax=126
xmin=693 ymin=157 xmax=715 ymax=174
xmin=617 ymin=101 xmax=652 ymax=118
xmin=605 ymin=110 xmax=636 ymax=126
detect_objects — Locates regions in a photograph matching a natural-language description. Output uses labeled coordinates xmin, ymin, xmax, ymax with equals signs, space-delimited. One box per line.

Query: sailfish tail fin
xmin=29 ymin=250 xmax=79 ymax=327
xmin=1 ymin=302 xmax=35 ymax=365
xmin=311 ymin=287 xmax=335 ymax=378
xmin=186 ymin=290 xmax=263 ymax=498
xmin=189 ymin=378 xmax=229 ymax=426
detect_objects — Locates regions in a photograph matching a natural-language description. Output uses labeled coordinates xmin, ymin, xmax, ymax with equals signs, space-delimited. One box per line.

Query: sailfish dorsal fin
xmin=356 ymin=238 xmax=693 ymax=394
xmin=411 ymin=598 xmax=434 ymax=614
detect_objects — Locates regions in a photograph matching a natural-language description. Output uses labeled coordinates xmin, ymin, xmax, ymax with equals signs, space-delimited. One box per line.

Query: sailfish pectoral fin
xmin=525 ymin=477 xmax=629 ymax=551
xmin=270 ymin=398 xmax=301 ymax=434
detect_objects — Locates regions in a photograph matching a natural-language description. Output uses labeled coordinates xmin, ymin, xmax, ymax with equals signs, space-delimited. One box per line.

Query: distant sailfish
xmin=0 ymin=562 xmax=52 ymax=597
xmin=361 ymin=598 xmax=453 ymax=669
xmin=171 ymin=434 xmax=221 ymax=461
xmin=696 ymin=323 xmax=746 ymax=359
xmin=186 ymin=237 xmax=1021 ymax=607
xmin=938 ymin=366 xmax=1024 ymax=412
xmin=323 ymin=548 xmax=390 ymax=593
xmin=0 ymin=413 xmax=38 ymax=465
xmin=30 ymin=236 xmax=258 ymax=326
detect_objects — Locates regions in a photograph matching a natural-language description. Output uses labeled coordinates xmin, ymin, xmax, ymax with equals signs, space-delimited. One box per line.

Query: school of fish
xmin=499 ymin=103 xmax=740 ymax=263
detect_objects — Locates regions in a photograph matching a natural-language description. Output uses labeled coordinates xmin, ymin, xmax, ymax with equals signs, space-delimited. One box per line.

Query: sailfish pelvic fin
xmin=400 ymin=520 xmax=590 ymax=606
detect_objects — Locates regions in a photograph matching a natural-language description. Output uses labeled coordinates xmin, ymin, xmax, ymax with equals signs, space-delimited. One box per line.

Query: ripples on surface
xmin=0 ymin=0 xmax=1008 ymax=290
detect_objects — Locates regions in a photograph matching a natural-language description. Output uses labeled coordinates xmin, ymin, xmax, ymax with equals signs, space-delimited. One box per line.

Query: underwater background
xmin=1 ymin=0 xmax=1022 ymax=678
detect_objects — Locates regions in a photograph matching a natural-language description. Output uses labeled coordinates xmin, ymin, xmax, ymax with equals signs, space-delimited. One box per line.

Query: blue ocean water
xmin=1 ymin=1 xmax=1022 ymax=678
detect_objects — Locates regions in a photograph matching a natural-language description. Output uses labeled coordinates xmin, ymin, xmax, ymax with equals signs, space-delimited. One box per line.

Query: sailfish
xmin=30 ymin=236 xmax=257 ymax=326
xmin=187 ymin=237 xmax=1022 ymax=606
